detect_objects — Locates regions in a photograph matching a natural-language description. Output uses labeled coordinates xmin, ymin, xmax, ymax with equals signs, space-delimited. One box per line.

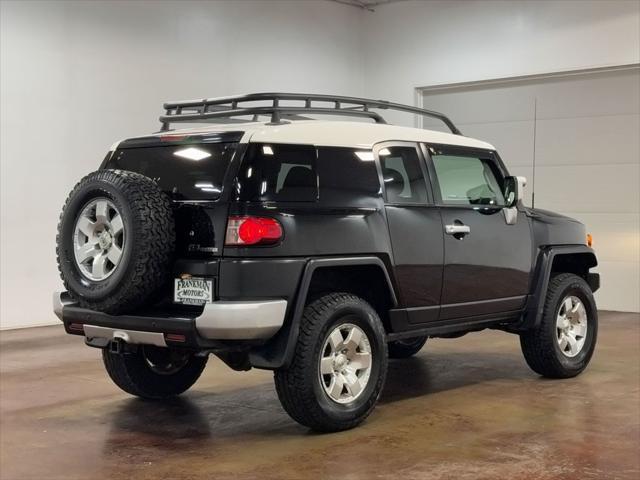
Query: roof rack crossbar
xmin=159 ymin=92 xmax=461 ymax=135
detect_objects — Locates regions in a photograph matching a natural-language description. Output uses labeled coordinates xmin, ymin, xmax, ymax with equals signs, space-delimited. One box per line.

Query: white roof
xmin=132 ymin=120 xmax=495 ymax=151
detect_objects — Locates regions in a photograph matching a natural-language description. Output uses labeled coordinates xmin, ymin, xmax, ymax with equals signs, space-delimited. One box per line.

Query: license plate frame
xmin=173 ymin=277 xmax=213 ymax=305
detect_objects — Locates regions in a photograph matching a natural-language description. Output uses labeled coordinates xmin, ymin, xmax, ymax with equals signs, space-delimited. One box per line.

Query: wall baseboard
xmin=0 ymin=320 xmax=59 ymax=332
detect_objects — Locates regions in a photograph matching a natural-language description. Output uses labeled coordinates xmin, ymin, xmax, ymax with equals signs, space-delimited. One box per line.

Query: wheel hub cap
xmin=556 ymin=295 xmax=588 ymax=358
xmin=73 ymin=198 xmax=125 ymax=281
xmin=319 ymin=323 xmax=372 ymax=404
xmin=98 ymin=231 xmax=113 ymax=250
xmin=333 ymin=353 xmax=348 ymax=370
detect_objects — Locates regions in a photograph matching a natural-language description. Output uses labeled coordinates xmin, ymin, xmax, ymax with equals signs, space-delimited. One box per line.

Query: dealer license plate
xmin=174 ymin=277 xmax=213 ymax=305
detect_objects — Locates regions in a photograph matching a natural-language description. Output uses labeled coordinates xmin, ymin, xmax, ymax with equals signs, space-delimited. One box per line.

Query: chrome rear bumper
xmin=195 ymin=300 xmax=287 ymax=340
xmin=53 ymin=292 xmax=287 ymax=345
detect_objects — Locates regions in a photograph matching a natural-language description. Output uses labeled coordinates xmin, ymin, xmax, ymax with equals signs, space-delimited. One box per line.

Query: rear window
xmin=107 ymin=142 xmax=238 ymax=200
xmin=235 ymin=143 xmax=380 ymax=203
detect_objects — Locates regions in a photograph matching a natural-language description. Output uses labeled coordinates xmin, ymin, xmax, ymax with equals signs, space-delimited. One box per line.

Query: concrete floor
xmin=1 ymin=311 xmax=638 ymax=480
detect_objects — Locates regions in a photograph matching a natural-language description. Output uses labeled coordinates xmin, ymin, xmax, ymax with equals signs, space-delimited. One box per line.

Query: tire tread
xmin=520 ymin=273 xmax=597 ymax=378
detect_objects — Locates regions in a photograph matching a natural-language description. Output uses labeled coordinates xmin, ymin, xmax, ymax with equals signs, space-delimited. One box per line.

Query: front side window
xmin=431 ymin=153 xmax=505 ymax=206
xmin=379 ymin=146 xmax=429 ymax=204
xmin=236 ymin=143 xmax=318 ymax=202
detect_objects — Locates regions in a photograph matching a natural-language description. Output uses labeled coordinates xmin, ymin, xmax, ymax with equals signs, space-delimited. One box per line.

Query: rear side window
xmin=431 ymin=154 xmax=505 ymax=206
xmin=236 ymin=144 xmax=318 ymax=202
xmin=379 ymin=146 xmax=429 ymax=204
xmin=316 ymin=147 xmax=381 ymax=203
xmin=236 ymin=144 xmax=381 ymax=203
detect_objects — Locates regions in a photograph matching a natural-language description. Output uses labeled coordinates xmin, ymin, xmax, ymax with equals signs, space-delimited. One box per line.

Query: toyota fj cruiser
xmin=54 ymin=93 xmax=599 ymax=432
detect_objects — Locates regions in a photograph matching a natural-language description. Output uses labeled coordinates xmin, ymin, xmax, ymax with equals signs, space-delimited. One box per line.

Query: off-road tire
xmin=56 ymin=169 xmax=175 ymax=314
xmin=274 ymin=293 xmax=388 ymax=432
xmin=102 ymin=347 xmax=208 ymax=399
xmin=520 ymin=273 xmax=598 ymax=379
xmin=388 ymin=335 xmax=428 ymax=359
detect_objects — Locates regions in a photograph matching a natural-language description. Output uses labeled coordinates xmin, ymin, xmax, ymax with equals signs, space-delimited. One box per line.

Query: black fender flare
xmin=249 ymin=256 xmax=398 ymax=370
xmin=518 ymin=244 xmax=598 ymax=330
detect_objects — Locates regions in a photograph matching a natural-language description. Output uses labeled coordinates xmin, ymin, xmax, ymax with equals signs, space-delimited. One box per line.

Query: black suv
xmin=54 ymin=93 xmax=599 ymax=432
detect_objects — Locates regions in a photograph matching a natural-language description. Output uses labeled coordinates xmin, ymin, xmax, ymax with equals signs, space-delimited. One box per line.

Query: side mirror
xmin=504 ymin=176 xmax=527 ymax=208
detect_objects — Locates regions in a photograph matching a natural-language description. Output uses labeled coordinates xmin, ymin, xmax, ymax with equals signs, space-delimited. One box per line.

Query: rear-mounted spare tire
xmin=56 ymin=169 xmax=175 ymax=314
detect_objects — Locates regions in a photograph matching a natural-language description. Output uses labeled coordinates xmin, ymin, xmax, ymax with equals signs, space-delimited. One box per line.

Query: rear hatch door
xmin=104 ymin=132 xmax=243 ymax=258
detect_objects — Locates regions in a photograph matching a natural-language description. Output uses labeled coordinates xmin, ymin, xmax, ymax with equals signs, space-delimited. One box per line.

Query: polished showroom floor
xmin=1 ymin=311 xmax=638 ymax=480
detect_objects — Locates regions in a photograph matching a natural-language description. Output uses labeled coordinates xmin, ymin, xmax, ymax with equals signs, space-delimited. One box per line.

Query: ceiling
xmin=329 ymin=0 xmax=408 ymax=11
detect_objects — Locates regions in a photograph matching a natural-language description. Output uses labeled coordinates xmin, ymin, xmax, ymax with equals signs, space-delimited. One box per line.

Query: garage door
xmin=420 ymin=67 xmax=640 ymax=312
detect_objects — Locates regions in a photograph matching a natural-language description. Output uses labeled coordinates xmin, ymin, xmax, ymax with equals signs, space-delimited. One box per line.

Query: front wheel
xmin=102 ymin=346 xmax=208 ymax=399
xmin=520 ymin=273 xmax=598 ymax=378
xmin=274 ymin=293 xmax=388 ymax=432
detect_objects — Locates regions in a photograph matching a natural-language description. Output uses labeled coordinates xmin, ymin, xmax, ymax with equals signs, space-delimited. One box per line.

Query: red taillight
xmin=225 ymin=216 xmax=283 ymax=246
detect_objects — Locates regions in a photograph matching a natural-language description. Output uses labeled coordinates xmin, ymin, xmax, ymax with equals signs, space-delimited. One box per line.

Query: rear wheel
xmin=102 ymin=346 xmax=208 ymax=399
xmin=388 ymin=336 xmax=428 ymax=359
xmin=274 ymin=293 xmax=388 ymax=432
xmin=520 ymin=273 xmax=598 ymax=378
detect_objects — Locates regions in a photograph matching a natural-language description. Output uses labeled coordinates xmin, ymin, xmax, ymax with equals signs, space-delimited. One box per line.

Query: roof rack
xmin=159 ymin=92 xmax=462 ymax=135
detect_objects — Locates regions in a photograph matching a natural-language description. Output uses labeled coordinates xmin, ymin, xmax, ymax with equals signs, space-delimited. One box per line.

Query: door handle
xmin=445 ymin=224 xmax=471 ymax=236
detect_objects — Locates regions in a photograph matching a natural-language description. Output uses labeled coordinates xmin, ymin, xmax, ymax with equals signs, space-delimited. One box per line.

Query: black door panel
xmin=439 ymin=207 xmax=532 ymax=306
xmin=378 ymin=143 xmax=444 ymax=321
xmin=424 ymin=144 xmax=534 ymax=316
xmin=385 ymin=206 xmax=444 ymax=309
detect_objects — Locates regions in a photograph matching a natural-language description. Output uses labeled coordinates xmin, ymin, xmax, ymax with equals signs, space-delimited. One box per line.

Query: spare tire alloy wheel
xmin=73 ymin=198 xmax=125 ymax=281
xmin=320 ymin=323 xmax=372 ymax=404
xmin=57 ymin=170 xmax=175 ymax=314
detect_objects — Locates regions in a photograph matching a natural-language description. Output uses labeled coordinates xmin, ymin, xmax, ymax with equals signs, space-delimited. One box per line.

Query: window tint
xmin=432 ymin=154 xmax=505 ymax=206
xmin=379 ymin=146 xmax=428 ymax=204
xmin=236 ymin=144 xmax=318 ymax=202
xmin=107 ymin=143 xmax=237 ymax=200
xmin=317 ymin=147 xmax=380 ymax=203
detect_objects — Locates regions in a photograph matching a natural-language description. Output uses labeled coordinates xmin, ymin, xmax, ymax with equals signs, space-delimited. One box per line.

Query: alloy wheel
xmin=73 ymin=198 xmax=125 ymax=281
xmin=556 ymin=295 xmax=588 ymax=358
xmin=319 ymin=323 xmax=373 ymax=404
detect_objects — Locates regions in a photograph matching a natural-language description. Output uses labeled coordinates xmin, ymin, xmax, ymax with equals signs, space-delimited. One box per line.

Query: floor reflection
xmin=381 ymin=349 xmax=531 ymax=403
xmin=104 ymin=396 xmax=212 ymax=453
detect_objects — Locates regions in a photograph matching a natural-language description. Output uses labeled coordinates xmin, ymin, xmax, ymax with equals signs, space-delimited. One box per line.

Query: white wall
xmin=0 ymin=0 xmax=363 ymax=329
xmin=361 ymin=0 xmax=640 ymax=123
